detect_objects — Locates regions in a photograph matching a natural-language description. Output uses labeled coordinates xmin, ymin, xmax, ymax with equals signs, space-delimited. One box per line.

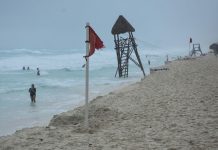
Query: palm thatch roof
xmin=209 ymin=43 xmax=218 ymax=50
xmin=111 ymin=15 xmax=135 ymax=35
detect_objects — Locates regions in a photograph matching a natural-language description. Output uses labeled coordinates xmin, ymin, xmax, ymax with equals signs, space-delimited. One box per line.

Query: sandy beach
xmin=0 ymin=54 xmax=218 ymax=150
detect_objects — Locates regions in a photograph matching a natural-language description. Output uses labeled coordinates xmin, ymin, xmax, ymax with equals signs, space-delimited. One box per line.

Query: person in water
xmin=27 ymin=66 xmax=30 ymax=70
xmin=37 ymin=68 xmax=40 ymax=76
xmin=29 ymin=84 xmax=36 ymax=103
xmin=23 ymin=66 xmax=25 ymax=70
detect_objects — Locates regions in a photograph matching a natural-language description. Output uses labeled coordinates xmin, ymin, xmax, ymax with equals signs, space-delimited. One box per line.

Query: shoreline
xmin=1 ymin=54 xmax=217 ymax=149
xmin=0 ymin=69 xmax=143 ymax=137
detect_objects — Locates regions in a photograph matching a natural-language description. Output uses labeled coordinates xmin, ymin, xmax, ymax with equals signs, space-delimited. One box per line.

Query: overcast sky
xmin=0 ymin=0 xmax=218 ymax=51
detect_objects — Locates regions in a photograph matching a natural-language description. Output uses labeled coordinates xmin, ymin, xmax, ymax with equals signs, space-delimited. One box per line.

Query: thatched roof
xmin=111 ymin=15 xmax=135 ymax=35
xmin=209 ymin=43 xmax=218 ymax=50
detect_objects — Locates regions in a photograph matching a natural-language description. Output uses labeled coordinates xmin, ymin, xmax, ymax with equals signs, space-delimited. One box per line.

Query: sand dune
xmin=0 ymin=54 xmax=218 ymax=150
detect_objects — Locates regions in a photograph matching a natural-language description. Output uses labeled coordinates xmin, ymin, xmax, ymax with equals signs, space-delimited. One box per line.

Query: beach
xmin=0 ymin=54 xmax=218 ymax=150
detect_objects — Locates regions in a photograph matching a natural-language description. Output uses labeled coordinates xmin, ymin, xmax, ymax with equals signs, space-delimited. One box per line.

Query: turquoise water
xmin=0 ymin=48 xmax=168 ymax=136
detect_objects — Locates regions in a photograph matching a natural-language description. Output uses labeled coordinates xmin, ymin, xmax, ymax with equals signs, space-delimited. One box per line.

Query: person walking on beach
xmin=37 ymin=68 xmax=40 ymax=76
xmin=29 ymin=84 xmax=36 ymax=103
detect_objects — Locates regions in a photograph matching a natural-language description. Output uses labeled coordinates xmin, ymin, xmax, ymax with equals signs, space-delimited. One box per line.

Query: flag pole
xmin=189 ymin=42 xmax=191 ymax=56
xmin=189 ymin=38 xmax=192 ymax=56
xmin=85 ymin=22 xmax=90 ymax=128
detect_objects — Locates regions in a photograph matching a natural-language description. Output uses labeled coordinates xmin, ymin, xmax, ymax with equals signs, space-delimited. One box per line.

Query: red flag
xmin=87 ymin=26 xmax=104 ymax=57
xmin=190 ymin=38 xmax=192 ymax=43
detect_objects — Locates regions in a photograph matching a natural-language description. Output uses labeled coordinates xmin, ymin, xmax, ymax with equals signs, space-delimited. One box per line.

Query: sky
xmin=0 ymin=0 xmax=218 ymax=52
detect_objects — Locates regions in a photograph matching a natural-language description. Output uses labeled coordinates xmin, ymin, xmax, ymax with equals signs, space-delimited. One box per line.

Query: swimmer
xmin=29 ymin=84 xmax=36 ymax=103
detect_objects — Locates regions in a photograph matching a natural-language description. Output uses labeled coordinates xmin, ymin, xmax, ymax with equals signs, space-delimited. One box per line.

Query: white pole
xmin=189 ymin=42 xmax=191 ymax=56
xmin=85 ymin=22 xmax=90 ymax=128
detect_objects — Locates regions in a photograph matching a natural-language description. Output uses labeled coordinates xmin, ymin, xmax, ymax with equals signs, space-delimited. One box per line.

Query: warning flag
xmin=190 ymin=38 xmax=192 ymax=43
xmin=87 ymin=26 xmax=104 ymax=57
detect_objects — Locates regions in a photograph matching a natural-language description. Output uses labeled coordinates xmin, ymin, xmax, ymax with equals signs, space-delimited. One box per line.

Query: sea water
xmin=0 ymin=48 xmax=168 ymax=136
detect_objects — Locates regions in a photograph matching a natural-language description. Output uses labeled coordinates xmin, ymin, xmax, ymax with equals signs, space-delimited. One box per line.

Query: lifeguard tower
xmin=190 ymin=44 xmax=203 ymax=56
xmin=111 ymin=15 xmax=145 ymax=78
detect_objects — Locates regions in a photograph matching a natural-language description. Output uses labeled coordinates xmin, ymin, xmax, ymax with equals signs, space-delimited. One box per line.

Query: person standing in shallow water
xmin=37 ymin=68 xmax=40 ymax=76
xmin=29 ymin=84 xmax=36 ymax=103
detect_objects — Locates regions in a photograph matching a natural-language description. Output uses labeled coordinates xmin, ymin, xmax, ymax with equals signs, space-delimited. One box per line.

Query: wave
xmin=0 ymin=48 xmax=86 ymax=57
xmin=1 ymin=48 xmax=164 ymax=73
xmin=0 ymin=49 xmax=45 ymax=55
xmin=0 ymin=87 xmax=28 ymax=95
xmin=0 ymin=78 xmax=79 ymax=95
xmin=0 ymin=49 xmax=118 ymax=72
xmin=38 ymin=79 xmax=77 ymax=88
xmin=60 ymin=68 xmax=74 ymax=72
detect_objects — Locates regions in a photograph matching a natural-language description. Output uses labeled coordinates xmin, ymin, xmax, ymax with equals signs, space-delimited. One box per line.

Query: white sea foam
xmin=0 ymin=49 xmax=118 ymax=72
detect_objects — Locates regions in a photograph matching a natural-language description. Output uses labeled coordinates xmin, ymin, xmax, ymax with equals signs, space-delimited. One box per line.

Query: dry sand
xmin=0 ymin=54 xmax=218 ymax=150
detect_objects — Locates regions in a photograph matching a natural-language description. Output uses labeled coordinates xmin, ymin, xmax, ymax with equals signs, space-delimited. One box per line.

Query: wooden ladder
xmin=120 ymin=48 xmax=129 ymax=78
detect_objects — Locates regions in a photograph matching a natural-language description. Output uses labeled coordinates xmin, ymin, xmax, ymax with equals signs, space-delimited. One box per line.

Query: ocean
xmin=0 ymin=48 xmax=171 ymax=136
